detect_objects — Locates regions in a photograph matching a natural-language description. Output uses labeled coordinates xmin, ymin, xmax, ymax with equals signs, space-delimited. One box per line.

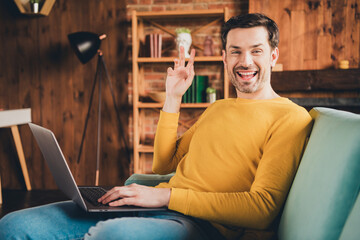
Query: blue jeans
xmin=0 ymin=201 xmax=224 ymax=240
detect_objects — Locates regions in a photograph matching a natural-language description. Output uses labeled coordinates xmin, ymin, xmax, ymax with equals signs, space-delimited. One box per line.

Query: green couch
xmin=125 ymin=107 xmax=360 ymax=240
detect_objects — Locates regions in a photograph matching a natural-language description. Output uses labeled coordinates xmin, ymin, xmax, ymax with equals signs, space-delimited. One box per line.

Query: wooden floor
xmin=0 ymin=189 xmax=68 ymax=218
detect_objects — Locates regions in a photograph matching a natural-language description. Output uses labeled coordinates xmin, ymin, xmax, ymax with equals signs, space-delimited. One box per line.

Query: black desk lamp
xmin=68 ymin=32 xmax=130 ymax=186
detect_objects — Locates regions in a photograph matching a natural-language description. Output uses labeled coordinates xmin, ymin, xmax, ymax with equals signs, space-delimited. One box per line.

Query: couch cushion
xmin=124 ymin=173 xmax=174 ymax=186
xmin=278 ymin=107 xmax=360 ymax=240
xmin=339 ymin=192 xmax=360 ymax=240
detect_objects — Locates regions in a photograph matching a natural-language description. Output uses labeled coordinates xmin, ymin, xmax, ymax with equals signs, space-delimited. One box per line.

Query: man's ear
xmin=222 ymin=50 xmax=227 ymax=66
xmin=270 ymin=47 xmax=279 ymax=67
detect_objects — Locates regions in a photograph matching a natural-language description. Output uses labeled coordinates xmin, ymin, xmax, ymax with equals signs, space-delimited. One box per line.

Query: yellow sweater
xmin=153 ymin=97 xmax=312 ymax=239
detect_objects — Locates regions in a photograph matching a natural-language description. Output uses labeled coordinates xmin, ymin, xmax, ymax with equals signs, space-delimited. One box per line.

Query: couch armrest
xmin=124 ymin=173 xmax=174 ymax=187
xmin=278 ymin=107 xmax=360 ymax=240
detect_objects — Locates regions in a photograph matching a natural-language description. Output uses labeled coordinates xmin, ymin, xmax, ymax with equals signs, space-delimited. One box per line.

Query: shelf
xmin=137 ymin=56 xmax=223 ymax=63
xmin=138 ymin=102 xmax=211 ymax=108
xmin=272 ymin=68 xmax=360 ymax=92
xmin=14 ymin=0 xmax=55 ymax=16
xmin=290 ymin=98 xmax=360 ymax=107
xmin=138 ymin=145 xmax=154 ymax=153
xmin=181 ymin=103 xmax=212 ymax=108
xmin=135 ymin=9 xmax=225 ymax=19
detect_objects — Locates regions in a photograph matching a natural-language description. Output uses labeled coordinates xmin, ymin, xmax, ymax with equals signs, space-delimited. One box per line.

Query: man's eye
xmin=231 ymin=51 xmax=240 ymax=54
xmin=252 ymin=50 xmax=262 ymax=54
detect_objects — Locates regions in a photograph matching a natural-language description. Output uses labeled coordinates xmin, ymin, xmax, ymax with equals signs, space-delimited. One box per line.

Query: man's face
xmin=222 ymin=26 xmax=279 ymax=98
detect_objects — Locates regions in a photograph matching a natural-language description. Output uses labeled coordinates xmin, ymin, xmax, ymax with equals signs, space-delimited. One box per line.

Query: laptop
xmin=28 ymin=123 xmax=166 ymax=212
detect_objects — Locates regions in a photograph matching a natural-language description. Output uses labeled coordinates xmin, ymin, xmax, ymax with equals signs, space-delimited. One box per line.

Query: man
xmin=0 ymin=13 xmax=312 ymax=240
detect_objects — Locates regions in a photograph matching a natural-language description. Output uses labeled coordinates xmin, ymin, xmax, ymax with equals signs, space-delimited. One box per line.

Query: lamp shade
xmin=68 ymin=32 xmax=102 ymax=64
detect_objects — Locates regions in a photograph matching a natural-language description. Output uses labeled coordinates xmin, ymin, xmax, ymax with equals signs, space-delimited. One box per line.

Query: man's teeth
xmin=237 ymin=72 xmax=257 ymax=77
xmin=240 ymin=72 xmax=255 ymax=75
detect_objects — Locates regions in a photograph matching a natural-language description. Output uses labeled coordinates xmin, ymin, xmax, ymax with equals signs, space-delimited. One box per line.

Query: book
xmin=154 ymin=34 xmax=158 ymax=58
xmin=158 ymin=34 xmax=162 ymax=58
xmin=146 ymin=34 xmax=162 ymax=58
xmin=150 ymin=34 xmax=154 ymax=58
xmin=194 ymin=76 xmax=209 ymax=103
xmin=182 ymin=75 xmax=209 ymax=103
xmin=184 ymin=81 xmax=193 ymax=103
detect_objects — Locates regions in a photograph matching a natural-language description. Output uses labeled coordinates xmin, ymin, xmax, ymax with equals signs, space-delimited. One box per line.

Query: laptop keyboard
xmin=79 ymin=187 xmax=108 ymax=206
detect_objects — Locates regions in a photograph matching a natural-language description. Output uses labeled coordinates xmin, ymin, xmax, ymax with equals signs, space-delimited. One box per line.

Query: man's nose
xmin=238 ymin=52 xmax=253 ymax=67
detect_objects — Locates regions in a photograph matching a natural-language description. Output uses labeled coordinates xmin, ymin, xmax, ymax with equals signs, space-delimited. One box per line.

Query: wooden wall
xmin=250 ymin=0 xmax=360 ymax=113
xmin=250 ymin=0 xmax=360 ymax=71
xmin=0 ymin=0 xmax=129 ymax=189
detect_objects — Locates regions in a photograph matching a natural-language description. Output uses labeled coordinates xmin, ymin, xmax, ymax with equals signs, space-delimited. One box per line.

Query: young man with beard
xmin=145 ymin=13 xmax=312 ymax=239
xmin=0 ymin=13 xmax=312 ymax=240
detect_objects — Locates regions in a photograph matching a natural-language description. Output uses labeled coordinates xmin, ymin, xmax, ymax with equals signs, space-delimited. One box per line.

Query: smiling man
xmin=0 ymin=13 xmax=312 ymax=240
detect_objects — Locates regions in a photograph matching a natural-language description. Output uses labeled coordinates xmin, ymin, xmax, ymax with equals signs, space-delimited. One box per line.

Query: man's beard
xmin=229 ymin=68 xmax=266 ymax=94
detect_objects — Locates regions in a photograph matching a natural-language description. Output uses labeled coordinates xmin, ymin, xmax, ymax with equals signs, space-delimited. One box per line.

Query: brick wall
xmin=126 ymin=0 xmax=249 ymax=172
xmin=126 ymin=0 xmax=248 ymax=18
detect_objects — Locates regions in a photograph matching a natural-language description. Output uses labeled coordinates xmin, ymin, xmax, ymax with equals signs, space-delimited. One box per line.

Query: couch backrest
xmin=278 ymin=107 xmax=360 ymax=240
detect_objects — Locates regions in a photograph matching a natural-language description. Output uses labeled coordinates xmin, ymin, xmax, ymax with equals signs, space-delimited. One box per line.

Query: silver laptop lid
xmin=28 ymin=123 xmax=87 ymax=210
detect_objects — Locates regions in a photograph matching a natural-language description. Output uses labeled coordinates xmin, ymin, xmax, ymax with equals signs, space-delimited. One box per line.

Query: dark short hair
xmin=221 ymin=13 xmax=279 ymax=50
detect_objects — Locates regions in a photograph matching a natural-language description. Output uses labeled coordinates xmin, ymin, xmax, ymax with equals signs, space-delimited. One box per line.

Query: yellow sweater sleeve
xmin=152 ymin=110 xmax=197 ymax=174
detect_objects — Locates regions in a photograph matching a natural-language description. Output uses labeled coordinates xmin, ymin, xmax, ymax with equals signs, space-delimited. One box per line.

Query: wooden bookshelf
xmin=131 ymin=9 xmax=230 ymax=173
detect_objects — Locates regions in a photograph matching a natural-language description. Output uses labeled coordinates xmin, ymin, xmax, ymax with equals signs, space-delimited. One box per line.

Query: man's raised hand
xmin=162 ymin=46 xmax=196 ymax=113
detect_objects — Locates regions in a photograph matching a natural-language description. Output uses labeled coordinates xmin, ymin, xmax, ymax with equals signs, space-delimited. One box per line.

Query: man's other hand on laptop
xmin=98 ymin=184 xmax=171 ymax=208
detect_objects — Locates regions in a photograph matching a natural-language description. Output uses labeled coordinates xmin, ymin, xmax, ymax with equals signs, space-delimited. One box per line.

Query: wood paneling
xmin=0 ymin=0 xmax=129 ymax=189
xmin=250 ymin=0 xmax=360 ymax=71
